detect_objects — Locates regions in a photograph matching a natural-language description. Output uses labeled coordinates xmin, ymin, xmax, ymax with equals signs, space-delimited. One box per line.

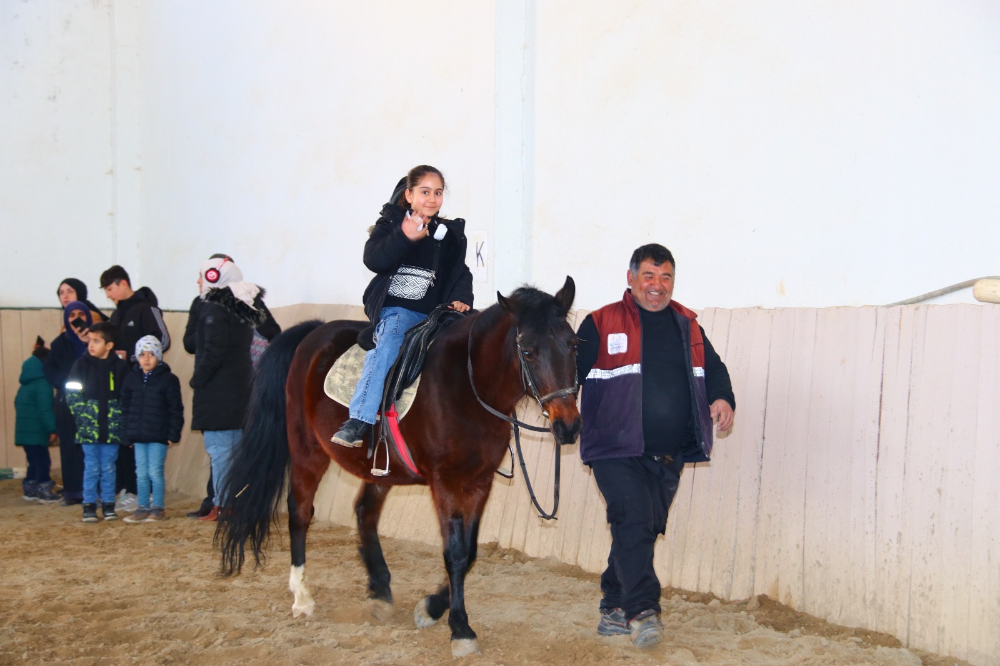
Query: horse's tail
xmin=216 ymin=319 xmax=324 ymax=576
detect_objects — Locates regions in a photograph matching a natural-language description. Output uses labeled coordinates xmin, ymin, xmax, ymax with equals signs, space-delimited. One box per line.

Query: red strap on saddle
xmin=385 ymin=404 xmax=422 ymax=477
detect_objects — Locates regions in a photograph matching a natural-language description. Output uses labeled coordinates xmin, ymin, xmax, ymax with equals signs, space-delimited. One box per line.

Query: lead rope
xmin=467 ymin=321 xmax=561 ymax=520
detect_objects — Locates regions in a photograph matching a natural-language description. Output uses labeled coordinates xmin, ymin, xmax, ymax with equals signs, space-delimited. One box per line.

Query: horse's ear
xmin=555 ymin=276 xmax=575 ymax=317
xmin=497 ymin=291 xmax=520 ymax=317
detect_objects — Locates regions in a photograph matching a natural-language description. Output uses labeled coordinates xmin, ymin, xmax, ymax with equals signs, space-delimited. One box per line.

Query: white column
xmin=492 ymin=0 xmax=535 ymax=299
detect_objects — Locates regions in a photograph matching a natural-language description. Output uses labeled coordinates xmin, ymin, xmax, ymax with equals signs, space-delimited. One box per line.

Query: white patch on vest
xmin=693 ymin=367 xmax=705 ymax=377
xmin=587 ymin=363 xmax=641 ymax=380
xmin=65 ymin=382 xmax=83 ymax=390
xmin=607 ymin=333 xmax=628 ymax=355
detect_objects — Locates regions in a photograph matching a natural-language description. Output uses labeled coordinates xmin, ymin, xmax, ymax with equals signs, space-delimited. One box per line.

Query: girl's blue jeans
xmin=349 ymin=306 xmax=427 ymax=424
xmin=133 ymin=442 xmax=168 ymax=510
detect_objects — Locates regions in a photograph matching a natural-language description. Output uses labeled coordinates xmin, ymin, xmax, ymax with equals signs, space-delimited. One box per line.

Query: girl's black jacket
xmin=121 ymin=362 xmax=184 ymax=444
xmin=359 ymin=203 xmax=474 ymax=349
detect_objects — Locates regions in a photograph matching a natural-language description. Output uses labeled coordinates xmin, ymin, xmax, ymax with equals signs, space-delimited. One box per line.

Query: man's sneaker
xmin=115 ymin=491 xmax=138 ymax=513
xmin=331 ymin=418 xmax=370 ymax=448
xmin=124 ymin=509 xmax=151 ymax=523
xmin=628 ymin=609 xmax=664 ymax=648
xmin=597 ymin=607 xmax=629 ymax=636
xmin=61 ymin=495 xmax=83 ymax=506
xmin=36 ymin=481 xmax=61 ymax=504
xmin=22 ymin=480 xmax=40 ymax=501
xmin=102 ymin=503 xmax=119 ymax=521
xmin=82 ymin=504 xmax=99 ymax=523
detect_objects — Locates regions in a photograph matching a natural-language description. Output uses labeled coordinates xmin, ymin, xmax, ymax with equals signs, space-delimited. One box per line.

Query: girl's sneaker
xmin=22 ymin=480 xmax=40 ymax=501
xmin=145 ymin=509 xmax=168 ymax=522
xmin=124 ymin=509 xmax=151 ymax=523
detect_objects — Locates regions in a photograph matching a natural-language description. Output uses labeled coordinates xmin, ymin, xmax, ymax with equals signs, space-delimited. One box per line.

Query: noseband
xmin=467 ymin=316 xmax=578 ymax=520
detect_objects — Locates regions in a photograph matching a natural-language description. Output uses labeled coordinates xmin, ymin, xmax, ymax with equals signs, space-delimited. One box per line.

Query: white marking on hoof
xmin=289 ymin=565 xmax=315 ymax=618
xmin=367 ymin=599 xmax=394 ymax=623
xmin=451 ymin=638 xmax=481 ymax=657
xmin=413 ymin=597 xmax=437 ymax=629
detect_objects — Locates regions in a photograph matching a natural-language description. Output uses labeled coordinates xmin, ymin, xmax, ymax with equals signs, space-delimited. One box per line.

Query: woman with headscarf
xmin=43 ymin=300 xmax=95 ymax=505
xmin=189 ymin=258 xmax=270 ymax=521
xmin=57 ymin=278 xmax=107 ymax=325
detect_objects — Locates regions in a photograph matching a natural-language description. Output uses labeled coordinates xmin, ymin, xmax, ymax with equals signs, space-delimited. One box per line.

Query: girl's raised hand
xmin=402 ymin=211 xmax=429 ymax=241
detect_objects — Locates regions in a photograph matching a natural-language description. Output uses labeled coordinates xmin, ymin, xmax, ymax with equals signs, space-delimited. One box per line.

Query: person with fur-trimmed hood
xmin=189 ymin=257 xmax=269 ymax=522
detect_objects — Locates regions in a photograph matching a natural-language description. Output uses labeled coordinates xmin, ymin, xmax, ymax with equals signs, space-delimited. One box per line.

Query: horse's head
xmin=497 ymin=276 xmax=583 ymax=445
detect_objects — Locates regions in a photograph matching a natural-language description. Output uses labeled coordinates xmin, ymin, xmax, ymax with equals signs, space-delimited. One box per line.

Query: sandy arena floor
xmin=0 ymin=481 xmax=967 ymax=665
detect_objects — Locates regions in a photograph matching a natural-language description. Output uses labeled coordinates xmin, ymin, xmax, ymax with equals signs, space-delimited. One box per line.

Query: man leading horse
xmin=575 ymin=243 xmax=736 ymax=648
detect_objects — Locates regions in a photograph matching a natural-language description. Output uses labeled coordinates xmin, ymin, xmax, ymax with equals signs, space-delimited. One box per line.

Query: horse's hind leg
xmin=287 ymin=444 xmax=331 ymax=618
xmin=414 ymin=583 xmax=450 ymax=629
xmin=355 ymin=482 xmax=394 ymax=619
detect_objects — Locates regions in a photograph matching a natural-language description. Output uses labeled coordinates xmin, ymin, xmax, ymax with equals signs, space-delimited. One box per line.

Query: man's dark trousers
xmin=591 ymin=454 xmax=684 ymax=620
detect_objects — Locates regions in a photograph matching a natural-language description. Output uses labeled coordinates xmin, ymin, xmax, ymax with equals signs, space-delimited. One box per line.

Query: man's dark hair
xmin=88 ymin=321 xmax=117 ymax=347
xmin=209 ymin=253 xmax=234 ymax=261
xmin=99 ymin=265 xmax=131 ymax=289
xmin=629 ymin=244 xmax=675 ymax=275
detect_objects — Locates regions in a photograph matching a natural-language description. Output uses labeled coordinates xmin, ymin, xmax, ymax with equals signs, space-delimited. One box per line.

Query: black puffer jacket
xmin=110 ymin=286 xmax=171 ymax=361
xmin=359 ymin=203 xmax=474 ymax=349
xmin=121 ymin=362 xmax=184 ymax=444
xmin=190 ymin=286 xmax=268 ymax=431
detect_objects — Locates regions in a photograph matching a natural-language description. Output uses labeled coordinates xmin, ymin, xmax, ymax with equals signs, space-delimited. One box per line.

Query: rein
xmin=466 ymin=316 xmax=578 ymax=520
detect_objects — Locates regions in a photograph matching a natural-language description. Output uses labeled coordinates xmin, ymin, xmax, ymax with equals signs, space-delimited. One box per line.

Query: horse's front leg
xmin=355 ymin=482 xmax=394 ymax=621
xmin=427 ymin=480 xmax=490 ymax=657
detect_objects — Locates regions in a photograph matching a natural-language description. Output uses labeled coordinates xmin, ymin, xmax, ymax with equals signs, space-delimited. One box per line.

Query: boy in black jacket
xmin=65 ymin=322 xmax=130 ymax=522
xmin=122 ymin=336 xmax=183 ymax=523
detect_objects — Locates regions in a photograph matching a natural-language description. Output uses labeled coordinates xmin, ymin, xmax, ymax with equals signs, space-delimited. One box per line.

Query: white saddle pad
xmin=324 ymin=344 xmax=421 ymax=420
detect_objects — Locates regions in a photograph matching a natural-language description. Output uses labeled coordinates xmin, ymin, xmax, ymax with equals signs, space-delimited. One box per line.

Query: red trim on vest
xmin=589 ymin=291 xmax=703 ymax=372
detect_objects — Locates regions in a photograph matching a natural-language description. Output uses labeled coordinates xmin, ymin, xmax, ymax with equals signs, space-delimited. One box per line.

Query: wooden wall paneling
xmin=696 ymin=307 xmax=742 ymax=596
xmin=899 ymin=306 xmax=943 ymax=654
xmin=848 ymin=307 xmax=885 ymax=632
xmin=813 ymin=307 xmax=871 ymax=623
xmin=776 ymin=309 xmax=817 ymax=609
xmin=933 ymin=306 xmax=979 ymax=661
xmin=967 ymin=306 xmax=1000 ymax=666
xmin=873 ymin=307 xmax=913 ymax=642
xmin=1 ymin=311 xmax=26 ymax=467
xmin=579 ymin=477 xmax=611 ymax=574
xmin=751 ymin=308 xmax=796 ymax=599
xmin=478 ymin=474 xmax=513 ymax=544
xmin=555 ymin=444 xmax=590 ymax=565
xmin=728 ymin=307 xmax=773 ymax=600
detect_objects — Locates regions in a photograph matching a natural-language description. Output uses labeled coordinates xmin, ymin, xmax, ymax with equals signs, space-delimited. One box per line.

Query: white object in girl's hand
xmin=433 ymin=224 xmax=448 ymax=240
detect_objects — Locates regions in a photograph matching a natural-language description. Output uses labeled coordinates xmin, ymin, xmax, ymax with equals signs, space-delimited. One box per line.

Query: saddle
xmin=324 ymin=304 xmax=466 ymax=475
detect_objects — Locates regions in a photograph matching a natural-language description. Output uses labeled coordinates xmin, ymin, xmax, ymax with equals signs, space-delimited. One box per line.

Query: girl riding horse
xmin=332 ymin=165 xmax=473 ymax=447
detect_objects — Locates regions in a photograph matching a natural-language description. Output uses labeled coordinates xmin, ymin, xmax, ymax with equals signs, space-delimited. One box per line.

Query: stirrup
xmin=371 ymin=435 xmax=390 ymax=477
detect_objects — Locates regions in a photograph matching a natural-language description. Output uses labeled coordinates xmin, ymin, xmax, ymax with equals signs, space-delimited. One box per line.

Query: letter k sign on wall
xmin=472 ymin=230 xmax=488 ymax=284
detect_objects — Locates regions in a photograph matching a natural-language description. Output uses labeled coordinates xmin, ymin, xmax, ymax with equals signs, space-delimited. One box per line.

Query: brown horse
xmin=217 ymin=278 xmax=581 ymax=657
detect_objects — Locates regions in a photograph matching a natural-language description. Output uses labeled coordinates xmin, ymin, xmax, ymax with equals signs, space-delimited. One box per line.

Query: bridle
xmin=467 ymin=315 xmax=578 ymax=520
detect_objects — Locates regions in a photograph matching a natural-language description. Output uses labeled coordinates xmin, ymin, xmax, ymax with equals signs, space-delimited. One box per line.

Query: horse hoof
xmin=291 ymin=599 xmax=315 ymax=618
xmin=367 ymin=599 xmax=394 ymax=623
xmin=451 ymin=638 xmax=481 ymax=657
xmin=413 ymin=597 xmax=437 ymax=629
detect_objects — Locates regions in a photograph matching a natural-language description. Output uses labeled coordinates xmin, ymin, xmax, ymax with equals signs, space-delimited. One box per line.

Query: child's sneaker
xmin=115 ymin=490 xmax=138 ymax=513
xmin=36 ymin=481 xmax=61 ymax=504
xmin=82 ymin=504 xmax=99 ymax=522
xmin=101 ymin=503 xmax=118 ymax=521
xmin=22 ymin=480 xmax=40 ymax=501
xmin=124 ymin=509 xmax=151 ymax=523
xmin=145 ymin=509 xmax=168 ymax=522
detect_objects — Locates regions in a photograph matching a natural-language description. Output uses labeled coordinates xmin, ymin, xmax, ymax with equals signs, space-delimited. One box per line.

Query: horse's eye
xmin=522 ymin=349 xmax=534 ymax=360
xmin=571 ymin=342 xmax=579 ymax=352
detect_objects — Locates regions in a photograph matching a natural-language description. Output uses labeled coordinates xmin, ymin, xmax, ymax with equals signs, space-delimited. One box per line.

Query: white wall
xmin=135 ymin=0 xmax=496 ymax=310
xmin=528 ymin=0 xmax=1000 ymax=310
xmin=4 ymin=1 xmax=999 ymax=312
xmin=1 ymin=0 xmax=117 ymax=309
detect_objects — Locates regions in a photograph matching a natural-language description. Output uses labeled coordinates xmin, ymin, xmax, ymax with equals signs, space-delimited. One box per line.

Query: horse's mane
xmin=476 ymin=286 xmax=566 ymax=330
